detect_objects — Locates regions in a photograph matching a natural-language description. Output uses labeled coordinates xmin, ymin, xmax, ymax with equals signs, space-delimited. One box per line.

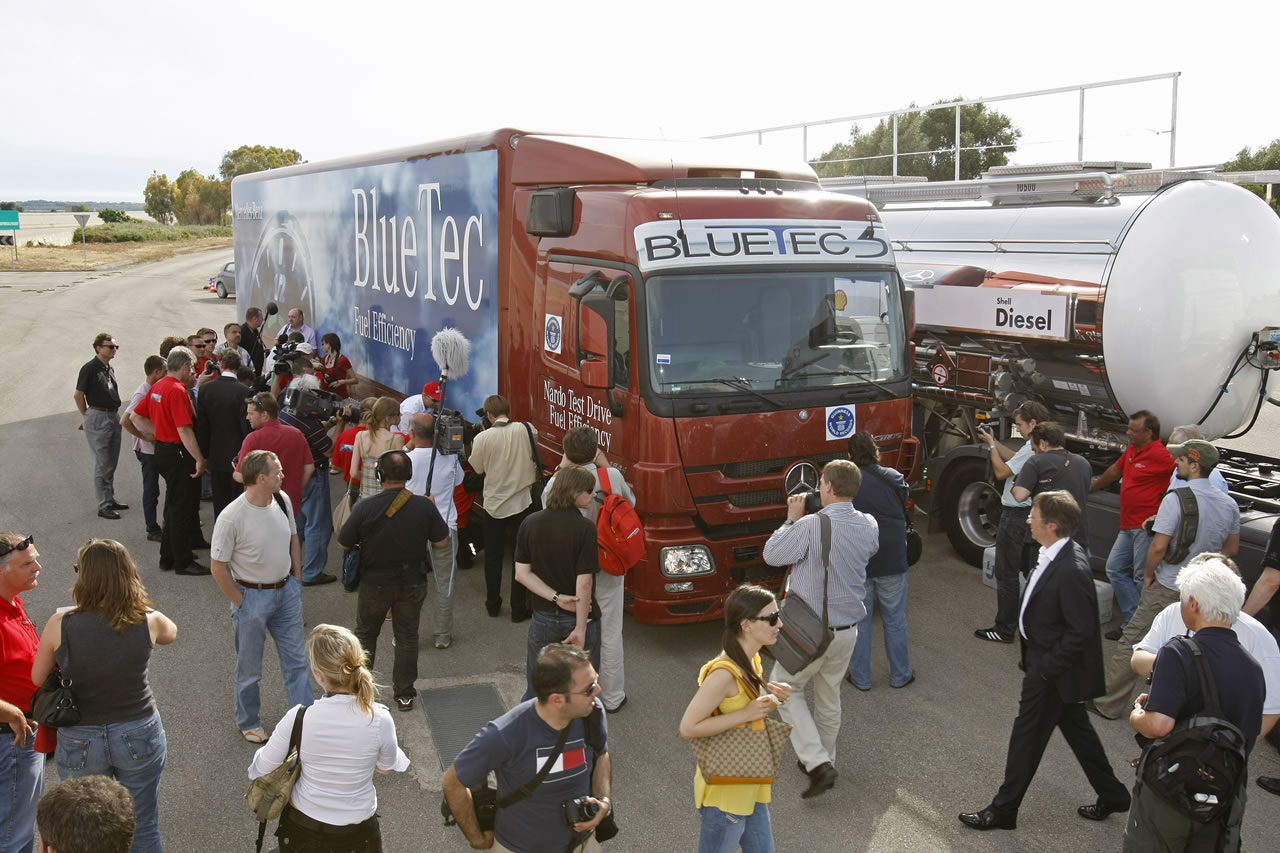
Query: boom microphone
xmin=265 ymin=301 xmax=279 ymax=317
xmin=431 ymin=327 xmax=471 ymax=380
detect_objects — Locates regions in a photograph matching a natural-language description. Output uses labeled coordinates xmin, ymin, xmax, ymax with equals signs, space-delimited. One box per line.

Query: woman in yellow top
xmin=679 ymin=584 xmax=792 ymax=853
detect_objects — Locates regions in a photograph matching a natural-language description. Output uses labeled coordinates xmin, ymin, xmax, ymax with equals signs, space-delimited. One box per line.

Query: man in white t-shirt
xmin=1131 ymin=552 xmax=1280 ymax=739
xmin=210 ymin=449 xmax=314 ymax=743
xmin=406 ymin=412 xmax=464 ymax=649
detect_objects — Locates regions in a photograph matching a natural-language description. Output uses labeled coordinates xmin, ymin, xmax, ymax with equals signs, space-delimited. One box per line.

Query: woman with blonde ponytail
xmin=248 ymin=624 xmax=409 ymax=851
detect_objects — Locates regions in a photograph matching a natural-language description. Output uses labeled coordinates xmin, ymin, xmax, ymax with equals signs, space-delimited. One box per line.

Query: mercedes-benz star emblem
xmin=784 ymin=461 xmax=820 ymax=497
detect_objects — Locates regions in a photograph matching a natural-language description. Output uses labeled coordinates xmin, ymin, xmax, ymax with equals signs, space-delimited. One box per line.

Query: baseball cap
xmin=1168 ymin=439 xmax=1219 ymax=471
xmin=295 ymin=343 xmax=315 ymax=355
xmin=422 ymin=381 xmax=440 ymax=401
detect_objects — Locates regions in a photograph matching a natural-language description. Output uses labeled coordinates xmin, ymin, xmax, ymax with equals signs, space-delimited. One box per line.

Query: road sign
xmin=72 ymin=213 xmax=91 ymax=228
xmin=0 ymin=235 xmax=13 ymax=246
xmin=73 ymin=213 xmax=91 ymax=264
xmin=0 ymin=210 xmax=18 ymax=230
xmin=931 ymin=363 xmax=950 ymax=385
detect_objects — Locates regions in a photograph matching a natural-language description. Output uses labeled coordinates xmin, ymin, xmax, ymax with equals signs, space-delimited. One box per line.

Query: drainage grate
xmin=418 ymin=683 xmax=507 ymax=770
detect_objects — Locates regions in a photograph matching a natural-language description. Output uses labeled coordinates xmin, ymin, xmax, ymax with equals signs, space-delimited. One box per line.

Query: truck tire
xmin=939 ymin=458 xmax=1001 ymax=567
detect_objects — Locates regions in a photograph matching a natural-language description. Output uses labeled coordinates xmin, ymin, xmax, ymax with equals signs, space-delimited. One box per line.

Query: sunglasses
xmin=204 ymin=338 xmax=217 ymax=345
xmin=99 ymin=344 xmax=119 ymax=350
xmin=0 ymin=535 xmax=34 ymax=559
xmin=562 ymin=679 xmax=600 ymax=698
xmin=750 ymin=611 xmax=782 ymax=627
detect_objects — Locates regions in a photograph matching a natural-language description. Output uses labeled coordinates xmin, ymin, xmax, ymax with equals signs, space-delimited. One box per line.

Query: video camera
xmin=434 ymin=408 xmax=467 ymax=455
xmin=281 ymin=386 xmax=343 ymax=422
xmin=271 ymin=341 xmax=306 ymax=377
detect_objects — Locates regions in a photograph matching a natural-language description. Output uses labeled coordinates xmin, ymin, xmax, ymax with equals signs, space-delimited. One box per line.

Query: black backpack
xmin=1136 ymin=636 xmax=1248 ymax=826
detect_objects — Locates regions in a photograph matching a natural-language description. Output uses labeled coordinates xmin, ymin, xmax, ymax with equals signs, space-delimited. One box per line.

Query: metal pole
xmin=81 ymin=227 xmax=87 ymax=265
xmin=802 ymin=125 xmax=808 ymax=162
xmin=892 ymin=113 xmax=899 ymax=177
xmin=954 ymin=105 xmax=961 ymax=180
xmin=1078 ymin=87 xmax=1086 ymax=161
xmin=1168 ymin=74 xmax=1179 ymax=167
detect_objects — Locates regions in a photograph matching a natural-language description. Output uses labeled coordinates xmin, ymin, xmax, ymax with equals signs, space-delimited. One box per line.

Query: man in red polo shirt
xmin=1090 ymin=410 xmax=1175 ymax=637
xmin=234 ymin=393 xmax=313 ymax=517
xmin=0 ymin=531 xmax=45 ymax=852
xmin=131 ymin=347 xmax=209 ymax=576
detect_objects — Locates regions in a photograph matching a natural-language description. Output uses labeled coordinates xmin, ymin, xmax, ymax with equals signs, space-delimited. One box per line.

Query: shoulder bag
xmin=32 ymin=613 xmax=80 ymax=729
xmin=246 ymin=705 xmax=307 ymax=853
xmin=864 ymin=466 xmax=922 ymax=567
xmin=442 ymin=722 xmax=570 ymax=833
xmin=687 ymin=659 xmax=792 ymax=785
xmin=523 ymin=422 xmax=548 ymax=512
xmin=343 ymin=489 xmax=413 ymax=592
xmin=765 ymin=514 xmax=834 ymax=674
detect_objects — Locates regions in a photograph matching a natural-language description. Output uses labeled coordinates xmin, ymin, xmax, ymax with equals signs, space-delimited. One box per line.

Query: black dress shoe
xmin=175 ymin=562 xmax=211 ymax=576
xmin=109 ymin=501 xmax=130 ymax=510
xmin=485 ymin=601 xmax=501 ymax=618
xmin=801 ymin=762 xmax=838 ymax=799
xmin=1258 ymin=776 xmax=1280 ymax=796
xmin=97 ymin=508 xmax=121 ymax=520
xmin=958 ymin=807 xmax=1016 ymax=830
xmin=605 ymin=696 xmax=627 ymax=714
xmin=147 ymin=530 xmax=163 ymax=542
xmin=1078 ymin=801 xmax=1130 ymax=821
xmin=510 ymin=610 xmax=532 ymax=624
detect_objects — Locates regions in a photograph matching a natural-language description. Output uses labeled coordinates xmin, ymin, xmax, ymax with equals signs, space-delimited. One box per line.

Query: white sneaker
xmin=241 ymin=726 xmax=268 ymax=744
xmin=434 ymin=635 xmax=453 ymax=650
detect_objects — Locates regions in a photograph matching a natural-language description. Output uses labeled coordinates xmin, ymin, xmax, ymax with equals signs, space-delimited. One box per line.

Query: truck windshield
xmin=645 ymin=270 xmax=907 ymax=395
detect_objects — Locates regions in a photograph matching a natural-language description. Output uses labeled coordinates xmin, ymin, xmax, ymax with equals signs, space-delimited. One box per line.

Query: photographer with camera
xmin=763 ymin=459 xmax=876 ymax=799
xmin=443 ymin=643 xmax=613 ymax=853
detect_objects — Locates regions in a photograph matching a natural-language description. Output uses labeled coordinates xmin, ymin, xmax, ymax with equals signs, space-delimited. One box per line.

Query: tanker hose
xmin=1221 ymin=368 xmax=1269 ymax=440
xmin=1196 ymin=341 xmax=1251 ymax=427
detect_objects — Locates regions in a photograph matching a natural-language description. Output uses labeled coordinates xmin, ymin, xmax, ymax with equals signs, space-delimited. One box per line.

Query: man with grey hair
xmin=210 ymin=449 xmax=313 ymax=743
xmin=130 ymin=346 xmax=209 ymax=576
xmin=1094 ymin=439 xmax=1240 ymax=719
xmin=1124 ymin=559 xmax=1264 ymax=852
xmin=279 ymin=373 xmax=336 ymax=585
xmin=74 ymin=332 xmax=126 ymax=519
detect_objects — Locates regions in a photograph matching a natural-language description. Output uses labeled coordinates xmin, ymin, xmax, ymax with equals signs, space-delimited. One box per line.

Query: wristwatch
xmin=599 ymin=796 xmax=611 ymax=814
xmin=552 ymin=593 xmax=560 ymax=604
xmin=782 ymin=519 xmax=795 ymax=527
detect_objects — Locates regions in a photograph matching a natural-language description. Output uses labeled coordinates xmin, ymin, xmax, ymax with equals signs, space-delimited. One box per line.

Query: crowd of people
xmin=0 ymin=316 xmax=1273 ymax=851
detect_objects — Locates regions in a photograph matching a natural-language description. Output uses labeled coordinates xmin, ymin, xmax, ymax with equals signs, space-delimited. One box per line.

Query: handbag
xmin=246 ymin=705 xmax=307 ymax=853
xmin=342 ymin=489 xmax=413 ymax=592
xmin=31 ymin=668 xmax=80 ymax=729
xmin=523 ymin=422 xmax=548 ymax=511
xmin=688 ymin=660 xmax=792 ymax=785
xmin=765 ymin=514 xmax=835 ymax=675
xmin=331 ymin=486 xmax=355 ymax=532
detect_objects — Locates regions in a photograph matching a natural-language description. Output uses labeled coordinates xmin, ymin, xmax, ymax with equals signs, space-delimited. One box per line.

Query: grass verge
xmin=0 ymin=237 xmax=233 ymax=272
xmin=73 ymin=223 xmax=232 ymax=243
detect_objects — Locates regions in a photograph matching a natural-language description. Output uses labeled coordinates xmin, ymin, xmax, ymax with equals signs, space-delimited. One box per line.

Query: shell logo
xmin=833 ymin=289 xmax=848 ymax=311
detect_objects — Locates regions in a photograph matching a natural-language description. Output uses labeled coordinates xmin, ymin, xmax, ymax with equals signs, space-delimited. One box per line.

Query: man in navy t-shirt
xmin=444 ymin=644 xmax=613 ymax=853
xmin=1124 ymin=558 xmax=1265 ymax=852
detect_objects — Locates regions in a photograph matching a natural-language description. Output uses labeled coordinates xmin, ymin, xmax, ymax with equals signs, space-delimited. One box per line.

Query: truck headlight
xmin=659 ymin=545 xmax=714 ymax=577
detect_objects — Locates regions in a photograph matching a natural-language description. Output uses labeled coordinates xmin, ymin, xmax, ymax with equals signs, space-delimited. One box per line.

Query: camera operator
xmin=279 ymin=374 xmax=338 ymax=586
xmin=443 ymin=643 xmax=613 ymax=853
xmin=763 ymin=459 xmax=876 ymax=799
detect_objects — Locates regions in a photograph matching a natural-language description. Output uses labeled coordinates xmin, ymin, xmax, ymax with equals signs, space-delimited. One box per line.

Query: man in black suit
xmin=196 ymin=349 xmax=253 ymax=519
xmin=959 ymin=489 xmax=1131 ymax=831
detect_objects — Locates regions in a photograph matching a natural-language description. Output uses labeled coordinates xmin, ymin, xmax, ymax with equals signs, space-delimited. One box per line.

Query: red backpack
xmin=596 ymin=467 xmax=645 ymax=576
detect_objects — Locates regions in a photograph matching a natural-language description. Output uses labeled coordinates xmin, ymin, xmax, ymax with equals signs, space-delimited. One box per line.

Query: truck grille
xmin=711 ymin=451 xmax=847 ymax=480
xmin=732 ymin=546 xmax=760 ymax=563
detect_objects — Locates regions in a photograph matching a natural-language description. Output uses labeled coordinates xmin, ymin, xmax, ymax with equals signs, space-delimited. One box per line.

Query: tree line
xmin=144 ymin=145 xmax=303 ymax=225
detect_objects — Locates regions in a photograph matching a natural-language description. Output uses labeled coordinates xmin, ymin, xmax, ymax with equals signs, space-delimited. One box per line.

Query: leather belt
xmin=239 ymin=578 xmax=291 ymax=590
xmin=285 ymin=806 xmax=377 ymax=835
xmin=0 ymin=720 xmax=35 ymax=735
xmin=87 ymin=405 xmax=118 ymax=413
xmin=833 ymin=624 xmax=857 ymax=631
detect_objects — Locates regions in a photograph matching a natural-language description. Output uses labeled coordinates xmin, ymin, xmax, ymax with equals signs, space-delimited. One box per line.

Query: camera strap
xmin=496 ymin=723 xmax=571 ymax=809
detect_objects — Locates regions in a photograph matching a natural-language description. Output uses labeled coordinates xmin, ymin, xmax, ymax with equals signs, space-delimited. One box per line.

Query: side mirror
xmin=902 ymin=287 xmax=915 ymax=342
xmin=578 ymin=291 xmax=614 ymax=389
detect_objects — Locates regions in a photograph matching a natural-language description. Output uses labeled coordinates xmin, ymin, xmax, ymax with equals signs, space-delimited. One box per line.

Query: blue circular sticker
xmin=826 ymin=406 xmax=854 ymax=438
xmin=545 ymin=316 xmax=561 ymax=351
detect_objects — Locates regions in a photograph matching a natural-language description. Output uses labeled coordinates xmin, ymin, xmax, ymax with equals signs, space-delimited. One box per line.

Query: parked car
xmin=211 ymin=261 xmax=235 ymax=298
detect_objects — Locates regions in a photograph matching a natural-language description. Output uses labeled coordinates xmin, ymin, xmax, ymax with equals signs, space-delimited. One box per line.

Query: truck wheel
xmin=939 ymin=459 xmax=1001 ymax=567
xmin=216 ymin=282 xmax=227 ymax=299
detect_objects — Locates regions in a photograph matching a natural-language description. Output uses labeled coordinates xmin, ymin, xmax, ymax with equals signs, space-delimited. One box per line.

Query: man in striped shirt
xmin=765 ymin=459 xmax=877 ymax=799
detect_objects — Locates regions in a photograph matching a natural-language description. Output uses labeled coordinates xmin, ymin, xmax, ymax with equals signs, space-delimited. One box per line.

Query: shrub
xmin=72 ymin=223 xmax=232 ymax=243
xmin=97 ymin=208 xmax=134 ymax=224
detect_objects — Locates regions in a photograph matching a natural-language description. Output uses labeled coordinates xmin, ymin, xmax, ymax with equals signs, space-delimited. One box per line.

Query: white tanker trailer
xmin=825 ymin=166 xmax=1280 ymax=608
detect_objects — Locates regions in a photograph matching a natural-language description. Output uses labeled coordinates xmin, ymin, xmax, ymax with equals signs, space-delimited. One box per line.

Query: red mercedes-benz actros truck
xmin=232 ymin=130 xmax=917 ymax=623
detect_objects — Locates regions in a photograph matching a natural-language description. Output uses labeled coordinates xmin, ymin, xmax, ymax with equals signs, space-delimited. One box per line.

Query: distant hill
xmin=2 ymin=200 xmax=145 ymax=211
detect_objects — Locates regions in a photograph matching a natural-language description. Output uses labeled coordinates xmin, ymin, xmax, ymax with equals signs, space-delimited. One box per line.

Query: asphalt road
xmin=1 ymin=249 xmax=1278 ymax=852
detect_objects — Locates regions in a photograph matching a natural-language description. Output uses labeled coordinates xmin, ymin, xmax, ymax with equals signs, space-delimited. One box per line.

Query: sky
xmin=4 ymin=0 xmax=1278 ymax=202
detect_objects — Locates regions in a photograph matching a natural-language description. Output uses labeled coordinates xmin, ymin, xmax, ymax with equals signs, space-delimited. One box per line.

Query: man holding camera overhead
xmin=763 ymin=459 xmax=876 ymax=799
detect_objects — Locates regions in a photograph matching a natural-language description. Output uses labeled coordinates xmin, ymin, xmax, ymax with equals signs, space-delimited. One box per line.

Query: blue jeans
xmin=0 ymin=732 xmax=42 ymax=853
xmin=848 ymin=573 xmax=913 ymax=689
xmin=55 ymin=712 xmax=166 ymax=853
xmin=523 ymin=609 xmax=601 ymax=701
xmin=297 ymin=471 xmax=333 ymax=582
xmin=136 ymin=450 xmax=161 ymax=533
xmin=231 ymin=578 xmax=315 ymax=730
xmin=697 ymin=802 xmax=774 ymax=853
xmin=1106 ymin=527 xmax=1152 ymax=626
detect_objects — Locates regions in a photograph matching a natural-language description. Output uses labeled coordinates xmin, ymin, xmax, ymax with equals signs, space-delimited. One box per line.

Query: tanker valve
xmin=1253 ymin=327 xmax=1280 ymax=370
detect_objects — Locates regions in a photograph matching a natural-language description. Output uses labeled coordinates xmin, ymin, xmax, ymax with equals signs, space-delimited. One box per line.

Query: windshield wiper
xmin=779 ymin=366 xmax=898 ymax=400
xmin=662 ymin=377 xmax=783 ymax=409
